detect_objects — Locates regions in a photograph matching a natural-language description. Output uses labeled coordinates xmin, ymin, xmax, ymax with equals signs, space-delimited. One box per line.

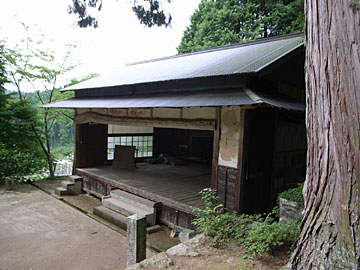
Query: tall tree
xmin=5 ymin=26 xmax=77 ymax=178
xmin=290 ymin=1 xmax=360 ymax=269
xmin=0 ymin=41 xmax=47 ymax=182
xmin=177 ymin=0 xmax=304 ymax=53
xmin=68 ymin=0 xmax=172 ymax=28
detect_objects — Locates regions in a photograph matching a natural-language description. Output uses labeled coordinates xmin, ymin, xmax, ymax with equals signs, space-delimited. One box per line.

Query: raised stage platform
xmin=76 ymin=163 xmax=211 ymax=228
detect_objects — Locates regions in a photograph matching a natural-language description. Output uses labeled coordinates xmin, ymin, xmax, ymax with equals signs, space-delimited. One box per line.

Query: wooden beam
xmin=75 ymin=111 xmax=216 ymax=131
xmin=73 ymin=109 xmax=79 ymax=172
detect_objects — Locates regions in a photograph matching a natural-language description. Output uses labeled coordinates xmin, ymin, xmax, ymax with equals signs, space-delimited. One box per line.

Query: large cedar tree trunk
xmin=290 ymin=1 xmax=360 ymax=269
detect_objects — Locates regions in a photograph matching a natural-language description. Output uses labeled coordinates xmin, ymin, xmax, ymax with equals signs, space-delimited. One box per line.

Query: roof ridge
xmin=126 ymin=32 xmax=304 ymax=67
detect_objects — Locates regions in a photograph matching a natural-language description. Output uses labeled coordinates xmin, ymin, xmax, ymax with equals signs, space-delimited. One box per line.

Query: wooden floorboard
xmin=79 ymin=163 xmax=210 ymax=209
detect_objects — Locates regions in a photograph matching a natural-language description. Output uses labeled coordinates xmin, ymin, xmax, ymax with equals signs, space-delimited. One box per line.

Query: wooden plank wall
xmin=80 ymin=171 xmax=110 ymax=196
xmin=159 ymin=205 xmax=194 ymax=229
xmin=217 ymin=166 xmax=237 ymax=212
xmin=270 ymin=111 xmax=306 ymax=204
xmin=241 ymin=108 xmax=275 ymax=214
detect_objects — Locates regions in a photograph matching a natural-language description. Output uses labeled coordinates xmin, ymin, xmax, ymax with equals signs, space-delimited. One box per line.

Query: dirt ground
xmin=166 ymin=240 xmax=288 ymax=270
xmin=32 ymin=178 xmax=180 ymax=252
xmin=141 ymin=239 xmax=288 ymax=270
xmin=0 ymin=183 xmax=154 ymax=270
xmin=0 ymin=179 xmax=288 ymax=270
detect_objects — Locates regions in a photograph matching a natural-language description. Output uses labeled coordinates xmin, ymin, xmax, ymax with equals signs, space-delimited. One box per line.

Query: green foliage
xmin=272 ymin=205 xmax=280 ymax=218
xmin=0 ymin=41 xmax=47 ymax=180
xmin=3 ymin=24 xmax=81 ymax=177
xmin=178 ymin=0 xmax=304 ymax=53
xmin=132 ymin=0 xmax=172 ymax=28
xmin=237 ymin=217 xmax=299 ymax=256
xmin=278 ymin=182 xmax=304 ymax=203
xmin=192 ymin=188 xmax=229 ymax=247
xmin=52 ymin=144 xmax=74 ymax=160
xmin=0 ymin=142 xmax=47 ymax=182
xmin=350 ymin=0 xmax=360 ymax=10
xmin=192 ymin=188 xmax=248 ymax=247
xmin=68 ymin=0 xmax=172 ymax=28
xmin=192 ymin=188 xmax=300 ymax=256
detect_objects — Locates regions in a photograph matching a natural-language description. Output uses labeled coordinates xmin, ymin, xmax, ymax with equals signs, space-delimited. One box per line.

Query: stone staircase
xmin=93 ymin=189 xmax=160 ymax=230
xmin=55 ymin=175 xmax=83 ymax=196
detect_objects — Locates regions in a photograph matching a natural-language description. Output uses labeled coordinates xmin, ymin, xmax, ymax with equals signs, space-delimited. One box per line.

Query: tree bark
xmin=290 ymin=1 xmax=360 ymax=269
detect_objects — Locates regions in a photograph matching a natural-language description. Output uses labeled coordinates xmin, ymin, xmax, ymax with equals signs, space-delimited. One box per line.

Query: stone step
xmin=93 ymin=206 xmax=128 ymax=230
xmin=55 ymin=187 xmax=71 ymax=196
xmin=61 ymin=180 xmax=75 ymax=188
xmin=102 ymin=197 xmax=155 ymax=226
xmin=69 ymin=175 xmax=83 ymax=183
xmin=110 ymin=189 xmax=158 ymax=212
xmin=59 ymin=180 xmax=82 ymax=195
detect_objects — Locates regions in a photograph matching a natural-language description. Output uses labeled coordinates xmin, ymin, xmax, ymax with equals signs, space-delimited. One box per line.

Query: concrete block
xmin=125 ymin=263 xmax=141 ymax=270
xmin=55 ymin=187 xmax=71 ymax=196
xmin=67 ymin=181 xmax=82 ymax=195
xmin=61 ymin=180 xmax=74 ymax=189
xmin=93 ymin=206 xmax=128 ymax=230
xmin=69 ymin=175 xmax=83 ymax=182
xmin=102 ymin=197 xmax=155 ymax=226
xmin=110 ymin=189 xmax=158 ymax=212
xmin=127 ymin=214 xmax=147 ymax=267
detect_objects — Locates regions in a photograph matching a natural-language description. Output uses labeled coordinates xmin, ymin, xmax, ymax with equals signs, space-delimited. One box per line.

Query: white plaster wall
xmin=183 ymin=107 xmax=216 ymax=119
xmin=153 ymin=108 xmax=181 ymax=118
xmin=218 ymin=106 xmax=242 ymax=168
xmin=108 ymin=108 xmax=127 ymax=117
xmin=128 ymin=108 xmax=151 ymax=118
xmin=75 ymin=106 xmax=217 ymax=130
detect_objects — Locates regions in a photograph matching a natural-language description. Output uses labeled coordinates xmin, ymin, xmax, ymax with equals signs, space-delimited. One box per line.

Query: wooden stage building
xmin=46 ymin=34 xmax=307 ymax=229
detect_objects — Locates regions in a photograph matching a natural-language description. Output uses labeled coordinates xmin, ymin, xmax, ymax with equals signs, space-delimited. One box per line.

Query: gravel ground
xmin=0 ymin=183 xmax=154 ymax=270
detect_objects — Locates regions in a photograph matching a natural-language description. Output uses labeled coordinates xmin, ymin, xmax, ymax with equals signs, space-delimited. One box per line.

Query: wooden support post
xmin=211 ymin=107 xmax=221 ymax=189
xmin=234 ymin=109 xmax=245 ymax=213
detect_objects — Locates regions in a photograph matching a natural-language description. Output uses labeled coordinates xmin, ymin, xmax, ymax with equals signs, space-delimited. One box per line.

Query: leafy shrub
xmin=192 ymin=188 xmax=300 ymax=255
xmin=192 ymin=188 xmax=238 ymax=247
xmin=278 ymin=183 xmax=304 ymax=203
xmin=271 ymin=205 xmax=280 ymax=218
xmin=238 ymin=217 xmax=299 ymax=256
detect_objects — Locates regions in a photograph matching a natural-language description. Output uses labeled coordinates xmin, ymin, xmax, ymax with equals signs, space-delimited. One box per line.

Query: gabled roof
xmin=62 ymin=33 xmax=304 ymax=92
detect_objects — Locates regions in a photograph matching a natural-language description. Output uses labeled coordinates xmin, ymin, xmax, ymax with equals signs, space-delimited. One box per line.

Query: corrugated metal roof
xmin=44 ymin=88 xmax=305 ymax=111
xmin=63 ymin=33 xmax=304 ymax=92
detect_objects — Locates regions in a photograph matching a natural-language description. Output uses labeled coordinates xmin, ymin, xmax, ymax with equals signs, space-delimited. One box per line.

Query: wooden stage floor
xmin=77 ymin=163 xmax=211 ymax=212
